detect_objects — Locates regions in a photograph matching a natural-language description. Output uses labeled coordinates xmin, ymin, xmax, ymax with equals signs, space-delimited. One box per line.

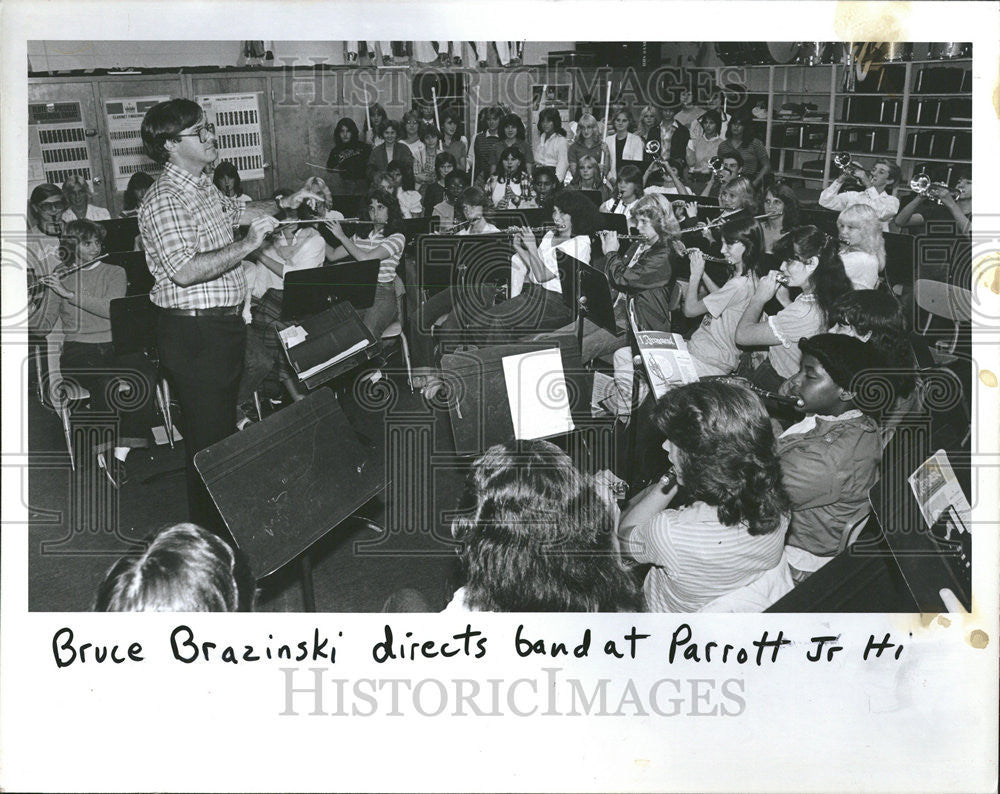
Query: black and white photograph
xmin=2 ymin=2 xmax=997 ymax=791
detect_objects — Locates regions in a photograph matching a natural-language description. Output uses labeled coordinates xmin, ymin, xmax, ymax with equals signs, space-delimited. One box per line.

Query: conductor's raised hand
xmin=279 ymin=188 xmax=324 ymax=211
xmin=244 ymin=215 xmax=280 ymax=249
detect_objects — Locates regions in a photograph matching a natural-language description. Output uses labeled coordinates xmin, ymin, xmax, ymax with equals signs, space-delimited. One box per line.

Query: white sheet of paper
xmin=502 ymin=348 xmax=574 ymax=440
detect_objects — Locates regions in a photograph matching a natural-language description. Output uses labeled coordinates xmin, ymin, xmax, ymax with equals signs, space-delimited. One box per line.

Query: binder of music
xmin=278 ymin=302 xmax=378 ymax=388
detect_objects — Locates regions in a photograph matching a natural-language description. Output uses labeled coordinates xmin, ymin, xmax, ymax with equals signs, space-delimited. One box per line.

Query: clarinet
xmin=701 ymin=375 xmax=805 ymax=409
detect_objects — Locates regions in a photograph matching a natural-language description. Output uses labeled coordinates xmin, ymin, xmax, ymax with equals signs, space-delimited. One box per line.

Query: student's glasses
xmin=176 ymin=122 xmax=216 ymax=142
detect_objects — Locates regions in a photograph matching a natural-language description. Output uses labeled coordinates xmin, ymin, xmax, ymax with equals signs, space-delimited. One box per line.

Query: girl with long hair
xmin=836 ymin=204 xmax=886 ymax=289
xmin=326 ymin=117 xmax=371 ymax=193
xmin=533 ymin=107 xmax=569 ymax=183
xmin=685 ymin=214 xmax=766 ymax=377
xmin=735 ymin=225 xmax=854 ymax=390
xmin=324 ymin=188 xmax=406 ymax=338
xmin=617 ymin=381 xmax=791 ymax=612
xmin=449 ymin=440 xmax=640 ymax=612
xmin=440 ymin=109 xmax=468 ymax=172
xmin=484 ymin=145 xmax=530 ymax=209
xmin=716 ymin=111 xmax=771 ymax=188
xmin=761 ymin=181 xmax=801 ymax=254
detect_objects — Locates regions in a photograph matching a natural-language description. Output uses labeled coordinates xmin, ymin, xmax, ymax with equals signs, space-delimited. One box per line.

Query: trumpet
xmin=909 ymin=172 xmax=959 ymax=204
xmin=644 ymin=138 xmax=661 ymax=157
xmin=708 ymin=156 xmax=726 ymax=176
xmin=834 ymin=151 xmax=867 ymax=180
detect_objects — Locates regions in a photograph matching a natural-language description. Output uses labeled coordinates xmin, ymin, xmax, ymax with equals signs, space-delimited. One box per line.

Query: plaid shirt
xmin=139 ymin=162 xmax=245 ymax=309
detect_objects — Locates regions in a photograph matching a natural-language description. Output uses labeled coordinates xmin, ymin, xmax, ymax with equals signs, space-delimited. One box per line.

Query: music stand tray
xmin=105 ymin=250 xmax=153 ymax=295
xmin=281 ymin=260 xmax=381 ymax=320
xmin=415 ymin=233 xmax=514 ymax=298
xmin=109 ymin=294 xmax=157 ymax=357
xmin=576 ymin=262 xmax=620 ymax=336
xmin=194 ymin=389 xmax=386 ymax=582
xmin=596 ymin=213 xmax=628 ymax=234
xmin=96 ymin=217 xmax=140 ymax=253
xmin=440 ymin=337 xmax=591 ymax=456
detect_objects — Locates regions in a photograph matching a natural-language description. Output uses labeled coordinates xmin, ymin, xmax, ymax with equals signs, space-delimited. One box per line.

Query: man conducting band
xmin=139 ymin=98 xmax=316 ymax=529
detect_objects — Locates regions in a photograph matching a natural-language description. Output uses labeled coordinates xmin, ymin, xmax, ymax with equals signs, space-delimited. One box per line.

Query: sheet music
xmin=908 ymin=450 xmax=972 ymax=532
xmin=502 ymin=348 xmax=574 ymax=440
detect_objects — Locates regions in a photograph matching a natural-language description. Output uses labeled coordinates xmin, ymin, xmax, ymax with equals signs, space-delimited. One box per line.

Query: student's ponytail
xmin=812 ymin=235 xmax=854 ymax=327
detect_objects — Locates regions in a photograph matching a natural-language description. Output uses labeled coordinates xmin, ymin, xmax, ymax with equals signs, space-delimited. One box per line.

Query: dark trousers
xmin=157 ymin=312 xmax=246 ymax=530
xmin=59 ymin=341 xmax=156 ymax=449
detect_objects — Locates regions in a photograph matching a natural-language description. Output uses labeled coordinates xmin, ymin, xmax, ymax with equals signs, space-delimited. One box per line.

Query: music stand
xmin=486 ymin=208 xmax=552 ymax=229
xmin=415 ymin=233 xmax=515 ymax=298
xmin=574 ymin=261 xmax=619 ymax=349
xmin=439 ymin=336 xmax=591 ymax=457
xmin=194 ymin=388 xmax=387 ymax=611
xmin=596 ymin=213 xmax=628 ymax=234
xmin=580 ymin=189 xmax=603 ymax=208
xmin=105 ymin=250 xmax=153 ymax=295
xmin=281 ymin=260 xmax=381 ymax=320
xmin=96 ymin=217 xmax=140 ymax=253
xmin=330 ymin=194 xmax=364 ymax=218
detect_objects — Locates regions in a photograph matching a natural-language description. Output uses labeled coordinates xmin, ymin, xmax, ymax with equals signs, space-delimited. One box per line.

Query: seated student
xmin=423 ymin=151 xmax=456 ymax=217
xmin=608 ymin=211 xmax=763 ymax=417
xmin=367 ymin=120 xmax=413 ymax=183
xmin=642 ymin=157 xmax=693 ymax=198
xmin=61 ymin=174 xmax=111 ymax=222
xmin=540 ymin=193 xmax=675 ymax=367
xmin=616 ymin=381 xmax=791 ymax=613
xmin=212 ymin=161 xmax=251 ymax=206
xmin=379 ymin=160 xmax=423 ymax=219
xmin=95 ymin=522 xmax=255 ymax=611
xmin=571 ymin=154 xmax=607 ymax=197
xmin=826 ymin=289 xmax=918 ymax=437
xmin=568 ymin=113 xmax=612 ymax=181
xmin=445 ymin=440 xmax=640 ymax=612
xmin=777 ymin=334 xmax=885 ymax=580
xmin=700 ymin=152 xmax=743 ymax=201
xmin=323 ymin=188 xmax=407 ymax=338
xmin=684 ymin=213 xmax=765 ymax=377
xmin=29 ymin=219 xmax=156 ymax=486
xmin=493 ymin=112 xmax=533 ymax=179
xmin=600 ymin=164 xmax=644 ymax=230
xmin=413 ymin=123 xmax=443 ymax=195
xmin=735 ymin=225 xmax=853 ymax=391
xmin=520 ymin=165 xmax=561 ymax=211
xmin=485 ymin=145 xmax=531 ymax=210
xmin=431 ymin=169 xmax=469 ymax=230
xmin=760 ymin=182 xmax=801 ymax=255
xmin=120 ymin=172 xmax=155 ymax=218
xmin=818 ymin=158 xmax=901 ymax=230
xmin=836 ymin=204 xmax=885 ymax=289
xmin=895 ymin=166 xmax=971 ymax=236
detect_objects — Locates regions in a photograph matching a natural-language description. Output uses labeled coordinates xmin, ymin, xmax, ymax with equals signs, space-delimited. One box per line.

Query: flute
xmin=28 ymin=254 xmax=110 ymax=296
xmin=684 ymin=248 xmax=728 ymax=264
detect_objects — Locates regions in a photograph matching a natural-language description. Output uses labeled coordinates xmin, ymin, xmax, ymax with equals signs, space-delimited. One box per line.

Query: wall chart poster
xmin=27 ymin=100 xmax=93 ymax=186
xmin=195 ymin=92 xmax=266 ymax=181
xmin=105 ymin=95 xmax=169 ymax=191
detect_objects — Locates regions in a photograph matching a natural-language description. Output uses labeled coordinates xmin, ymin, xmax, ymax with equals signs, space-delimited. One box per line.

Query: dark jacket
xmin=367 ymin=142 xmax=414 ymax=181
xmin=605 ymin=239 xmax=674 ymax=332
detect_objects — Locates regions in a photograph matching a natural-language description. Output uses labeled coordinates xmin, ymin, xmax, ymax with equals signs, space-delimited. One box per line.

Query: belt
xmin=160 ymin=305 xmax=242 ymax=318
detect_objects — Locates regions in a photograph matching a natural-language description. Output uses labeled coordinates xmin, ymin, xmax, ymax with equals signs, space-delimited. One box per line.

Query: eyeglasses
xmin=176 ymin=122 xmax=216 ymax=143
xmin=38 ymin=201 xmax=67 ymax=213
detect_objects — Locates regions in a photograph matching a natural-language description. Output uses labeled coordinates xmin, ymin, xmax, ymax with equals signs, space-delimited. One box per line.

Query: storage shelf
xmin=834 ymin=122 xmax=901 ymax=128
xmin=771 ymin=118 xmax=829 ymax=125
xmin=910 ymin=92 xmax=970 ymax=98
xmin=773 ymin=170 xmax=825 ymax=182
xmin=900 ymin=155 xmax=971 ymax=163
xmin=772 ymin=146 xmax=827 ymax=153
xmin=905 ymin=124 xmax=971 ymax=131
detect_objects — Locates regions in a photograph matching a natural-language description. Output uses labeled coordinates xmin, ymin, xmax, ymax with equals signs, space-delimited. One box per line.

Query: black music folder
xmin=96 ymin=216 xmax=140 ymax=253
xmin=278 ymin=301 xmax=378 ymax=389
xmin=194 ymin=389 xmax=386 ymax=580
